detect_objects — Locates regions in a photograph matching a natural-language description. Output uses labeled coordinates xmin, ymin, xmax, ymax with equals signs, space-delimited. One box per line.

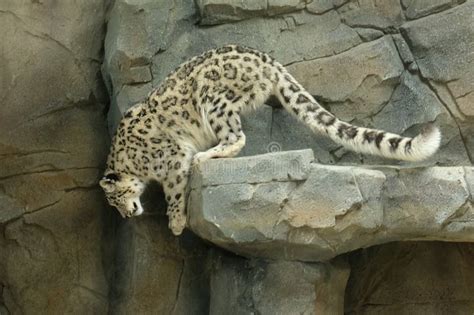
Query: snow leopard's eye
xmin=105 ymin=173 xmax=120 ymax=181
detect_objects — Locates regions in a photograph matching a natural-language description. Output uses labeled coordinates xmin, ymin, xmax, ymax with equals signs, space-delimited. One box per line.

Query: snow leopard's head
xmin=100 ymin=172 xmax=145 ymax=218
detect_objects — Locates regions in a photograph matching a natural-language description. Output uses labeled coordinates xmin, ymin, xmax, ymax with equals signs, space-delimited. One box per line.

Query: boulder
xmin=188 ymin=150 xmax=474 ymax=261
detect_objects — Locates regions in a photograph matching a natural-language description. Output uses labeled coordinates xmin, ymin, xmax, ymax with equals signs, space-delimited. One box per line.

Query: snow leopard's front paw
xmin=169 ymin=213 xmax=186 ymax=236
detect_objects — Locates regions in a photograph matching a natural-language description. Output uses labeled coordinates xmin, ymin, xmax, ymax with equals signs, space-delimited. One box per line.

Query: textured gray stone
xmin=197 ymin=0 xmax=267 ymax=25
xmin=150 ymin=9 xmax=361 ymax=80
xmin=104 ymin=1 xmax=366 ymax=125
xmin=402 ymin=0 xmax=466 ymax=20
xmin=197 ymin=0 xmax=307 ymax=25
xmin=191 ymin=149 xmax=314 ymax=187
xmin=105 ymin=183 xmax=210 ymax=315
xmin=268 ymin=0 xmax=307 ymax=15
xmin=287 ymin=36 xmax=404 ymax=121
xmin=109 ymin=214 xmax=210 ymax=315
xmin=239 ymin=104 xmax=338 ymax=165
xmin=0 ymin=1 xmax=110 ymax=313
xmin=210 ymin=253 xmax=349 ymax=315
xmin=338 ymin=71 xmax=471 ymax=166
xmin=306 ymin=0 xmax=348 ymax=14
xmin=401 ymin=2 xmax=474 ymax=118
xmin=337 ymin=0 xmax=403 ymax=30
xmin=188 ymin=150 xmax=474 ymax=261
xmin=238 ymin=106 xmax=273 ymax=157
xmin=102 ymin=0 xmax=197 ymax=131
xmin=392 ymin=34 xmax=416 ymax=69
xmin=345 ymin=242 xmax=474 ymax=314
xmin=401 ymin=1 xmax=474 ymax=161
xmin=355 ymin=28 xmax=385 ymax=41
xmin=126 ymin=65 xmax=152 ymax=84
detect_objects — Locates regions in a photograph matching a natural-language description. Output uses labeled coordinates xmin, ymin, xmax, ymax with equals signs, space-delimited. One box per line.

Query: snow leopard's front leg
xmin=163 ymin=156 xmax=192 ymax=236
xmin=192 ymin=107 xmax=245 ymax=166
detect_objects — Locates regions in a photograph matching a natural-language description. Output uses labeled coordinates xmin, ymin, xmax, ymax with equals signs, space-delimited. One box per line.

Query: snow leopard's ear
xmin=100 ymin=173 xmax=120 ymax=193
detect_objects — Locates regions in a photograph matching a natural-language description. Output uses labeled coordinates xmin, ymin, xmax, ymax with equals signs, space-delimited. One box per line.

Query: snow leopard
xmin=100 ymin=44 xmax=441 ymax=235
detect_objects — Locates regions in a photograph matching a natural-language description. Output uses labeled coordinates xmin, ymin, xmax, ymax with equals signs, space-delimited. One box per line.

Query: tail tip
xmin=420 ymin=122 xmax=436 ymax=136
xmin=417 ymin=122 xmax=441 ymax=158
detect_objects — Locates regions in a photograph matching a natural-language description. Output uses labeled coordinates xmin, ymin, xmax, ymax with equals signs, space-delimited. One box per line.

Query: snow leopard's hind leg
xmin=192 ymin=105 xmax=245 ymax=166
xmin=163 ymin=153 xmax=193 ymax=236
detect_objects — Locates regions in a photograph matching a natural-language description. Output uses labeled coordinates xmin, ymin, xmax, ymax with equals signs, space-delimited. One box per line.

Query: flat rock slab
xmin=188 ymin=150 xmax=474 ymax=261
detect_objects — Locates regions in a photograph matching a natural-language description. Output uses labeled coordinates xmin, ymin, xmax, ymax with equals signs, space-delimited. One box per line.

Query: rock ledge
xmin=188 ymin=150 xmax=474 ymax=261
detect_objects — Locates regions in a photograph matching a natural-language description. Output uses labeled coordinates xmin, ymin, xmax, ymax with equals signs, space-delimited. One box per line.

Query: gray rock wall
xmin=101 ymin=0 xmax=474 ymax=313
xmin=0 ymin=1 xmax=111 ymax=313
xmin=345 ymin=242 xmax=474 ymax=314
xmin=209 ymin=252 xmax=349 ymax=315
xmin=1 ymin=0 xmax=473 ymax=314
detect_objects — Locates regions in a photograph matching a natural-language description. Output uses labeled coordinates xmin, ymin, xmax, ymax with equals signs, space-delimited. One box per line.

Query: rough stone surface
xmin=345 ymin=242 xmax=474 ymax=314
xmin=188 ymin=150 xmax=474 ymax=261
xmin=306 ymin=0 xmax=348 ymax=14
xmin=240 ymin=105 xmax=339 ymax=163
xmin=102 ymin=0 xmax=196 ymax=132
xmin=288 ymin=37 xmax=404 ymax=119
xmin=106 ymin=183 xmax=211 ymax=315
xmin=191 ymin=150 xmax=314 ymax=187
xmin=210 ymin=252 xmax=350 ymax=315
xmin=402 ymin=0 xmax=467 ymax=20
xmin=401 ymin=2 xmax=474 ymax=104
xmin=401 ymin=1 xmax=474 ymax=162
xmin=337 ymin=0 xmax=404 ymax=31
xmin=197 ymin=0 xmax=309 ymax=25
xmin=0 ymin=1 xmax=110 ymax=313
xmin=109 ymin=217 xmax=210 ymax=314
xmin=392 ymin=34 xmax=416 ymax=70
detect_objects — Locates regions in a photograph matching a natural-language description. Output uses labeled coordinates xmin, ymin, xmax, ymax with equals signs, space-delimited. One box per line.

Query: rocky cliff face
xmin=0 ymin=1 xmax=111 ymax=313
xmin=1 ymin=0 xmax=473 ymax=314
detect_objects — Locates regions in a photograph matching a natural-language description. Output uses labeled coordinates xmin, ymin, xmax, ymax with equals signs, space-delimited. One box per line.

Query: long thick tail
xmin=274 ymin=70 xmax=441 ymax=161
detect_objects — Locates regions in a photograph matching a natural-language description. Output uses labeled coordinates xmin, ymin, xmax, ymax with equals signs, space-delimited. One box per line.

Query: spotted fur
xmin=100 ymin=44 xmax=441 ymax=235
